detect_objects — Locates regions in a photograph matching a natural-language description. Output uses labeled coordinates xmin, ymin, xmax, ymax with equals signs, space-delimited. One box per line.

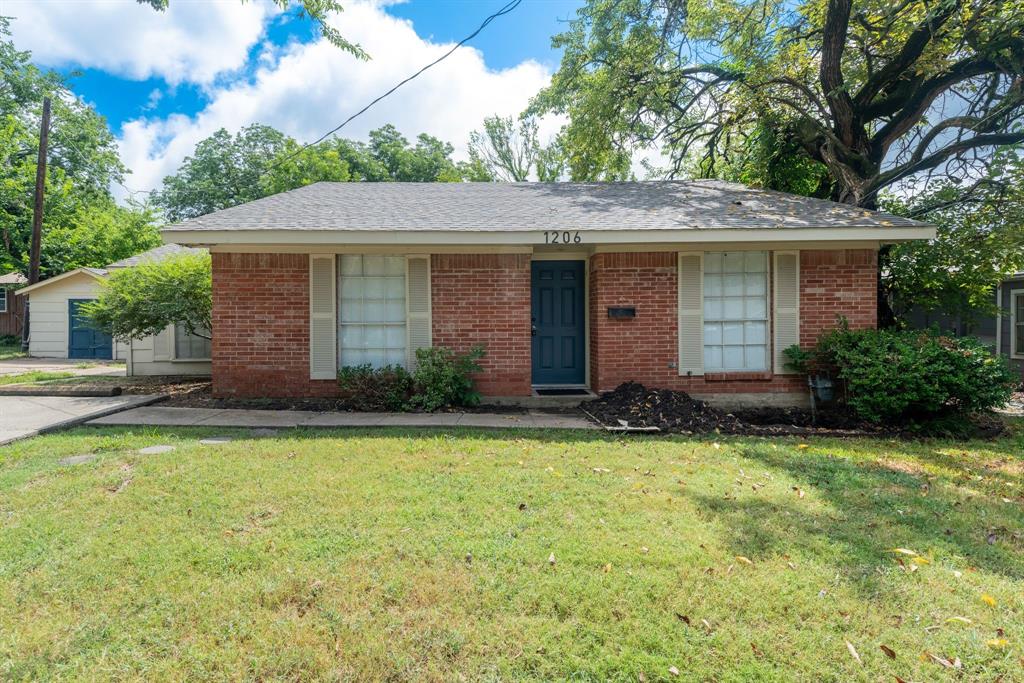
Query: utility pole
xmin=22 ymin=96 xmax=50 ymax=352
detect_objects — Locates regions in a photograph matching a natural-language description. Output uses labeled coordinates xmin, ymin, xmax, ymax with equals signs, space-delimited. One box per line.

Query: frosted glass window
xmin=703 ymin=251 xmax=768 ymax=371
xmin=338 ymin=255 xmax=407 ymax=368
xmin=174 ymin=324 xmax=211 ymax=359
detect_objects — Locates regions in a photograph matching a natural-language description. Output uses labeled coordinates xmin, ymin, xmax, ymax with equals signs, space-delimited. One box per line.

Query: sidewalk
xmin=88 ymin=406 xmax=597 ymax=430
xmin=0 ymin=394 xmax=162 ymax=446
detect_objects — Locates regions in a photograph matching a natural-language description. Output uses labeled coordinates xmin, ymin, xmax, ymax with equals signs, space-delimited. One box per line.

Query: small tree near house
xmin=83 ymin=252 xmax=212 ymax=342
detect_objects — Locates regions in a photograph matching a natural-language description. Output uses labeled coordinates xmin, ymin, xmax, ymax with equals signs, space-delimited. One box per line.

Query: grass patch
xmin=1 ymin=425 xmax=1022 ymax=680
xmin=0 ymin=343 xmax=26 ymax=361
xmin=0 ymin=370 xmax=74 ymax=386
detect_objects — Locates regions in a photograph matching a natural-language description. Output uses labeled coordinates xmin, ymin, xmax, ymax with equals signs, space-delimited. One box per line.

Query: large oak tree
xmin=535 ymin=0 xmax=1024 ymax=208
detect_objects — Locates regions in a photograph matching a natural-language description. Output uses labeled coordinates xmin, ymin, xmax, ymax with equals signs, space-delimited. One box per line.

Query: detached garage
xmin=18 ymin=268 xmax=120 ymax=361
xmin=18 ymin=244 xmax=211 ymax=377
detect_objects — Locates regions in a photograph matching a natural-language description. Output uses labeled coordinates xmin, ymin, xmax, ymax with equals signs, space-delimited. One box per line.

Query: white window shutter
xmin=152 ymin=325 xmax=173 ymax=361
xmin=677 ymin=252 xmax=704 ymax=376
xmin=773 ymin=251 xmax=800 ymax=374
xmin=309 ymin=254 xmax=337 ymax=380
xmin=406 ymin=255 xmax=432 ymax=370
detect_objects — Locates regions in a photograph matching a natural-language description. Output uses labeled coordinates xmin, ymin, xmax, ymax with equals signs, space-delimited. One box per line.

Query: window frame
xmin=701 ymin=250 xmax=771 ymax=373
xmin=171 ymin=324 xmax=212 ymax=362
xmin=337 ymin=254 xmax=409 ymax=369
xmin=1012 ymin=289 xmax=1024 ymax=359
xmin=0 ymin=287 xmax=7 ymax=314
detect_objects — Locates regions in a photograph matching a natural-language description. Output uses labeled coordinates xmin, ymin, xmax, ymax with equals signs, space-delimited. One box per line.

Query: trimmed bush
xmin=785 ymin=326 xmax=1016 ymax=423
xmin=337 ymin=364 xmax=413 ymax=411
xmin=410 ymin=345 xmax=485 ymax=412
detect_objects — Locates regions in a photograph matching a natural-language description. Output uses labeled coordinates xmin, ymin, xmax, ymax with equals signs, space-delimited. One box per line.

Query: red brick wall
xmin=799 ymin=249 xmax=878 ymax=346
xmin=211 ymin=253 xmax=338 ymax=398
xmin=210 ymin=249 xmax=878 ymax=399
xmin=431 ymin=253 xmax=532 ymax=396
xmin=589 ymin=249 xmax=877 ymax=395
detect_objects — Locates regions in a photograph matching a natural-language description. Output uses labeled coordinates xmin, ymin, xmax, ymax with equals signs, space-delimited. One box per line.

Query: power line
xmin=260 ymin=0 xmax=523 ymax=179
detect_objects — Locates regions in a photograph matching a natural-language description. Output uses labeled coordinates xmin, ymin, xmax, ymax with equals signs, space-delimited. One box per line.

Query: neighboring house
xmin=0 ymin=272 xmax=27 ymax=338
xmin=904 ymin=272 xmax=1024 ymax=381
xmin=162 ymin=181 xmax=935 ymax=405
xmin=997 ymin=272 xmax=1024 ymax=380
xmin=17 ymin=244 xmax=211 ymax=377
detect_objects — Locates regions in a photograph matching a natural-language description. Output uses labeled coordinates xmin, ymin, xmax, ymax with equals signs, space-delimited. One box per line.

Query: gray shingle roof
xmin=106 ymin=243 xmax=204 ymax=269
xmin=162 ymin=180 xmax=926 ymax=233
xmin=0 ymin=272 xmax=27 ymax=285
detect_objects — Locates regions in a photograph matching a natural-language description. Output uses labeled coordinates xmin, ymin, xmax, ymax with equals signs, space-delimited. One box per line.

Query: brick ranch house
xmin=162 ymin=181 xmax=934 ymax=405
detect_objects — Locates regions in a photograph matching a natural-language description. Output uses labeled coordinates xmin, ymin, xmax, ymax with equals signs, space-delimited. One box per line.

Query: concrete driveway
xmin=0 ymin=394 xmax=160 ymax=445
xmin=0 ymin=357 xmax=125 ymax=377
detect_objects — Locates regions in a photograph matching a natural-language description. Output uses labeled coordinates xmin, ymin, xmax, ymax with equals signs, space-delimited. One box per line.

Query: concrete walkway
xmin=0 ymin=394 xmax=162 ymax=445
xmin=0 ymin=357 xmax=126 ymax=378
xmin=89 ymin=406 xmax=596 ymax=430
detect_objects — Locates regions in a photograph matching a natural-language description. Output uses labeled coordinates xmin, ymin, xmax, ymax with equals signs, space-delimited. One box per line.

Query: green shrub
xmin=337 ymin=364 xmax=413 ymax=411
xmin=410 ymin=345 xmax=485 ymax=412
xmin=0 ymin=334 xmax=19 ymax=346
xmin=786 ymin=326 xmax=1016 ymax=423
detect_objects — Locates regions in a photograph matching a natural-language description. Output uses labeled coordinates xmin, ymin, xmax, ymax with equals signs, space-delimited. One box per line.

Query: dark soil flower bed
xmin=580 ymin=382 xmax=1006 ymax=438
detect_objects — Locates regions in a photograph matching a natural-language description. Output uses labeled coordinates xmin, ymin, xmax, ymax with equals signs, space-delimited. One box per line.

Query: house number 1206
xmin=544 ymin=231 xmax=582 ymax=244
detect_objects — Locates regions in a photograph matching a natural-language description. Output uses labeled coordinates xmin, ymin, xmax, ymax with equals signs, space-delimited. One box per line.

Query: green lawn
xmin=0 ymin=371 xmax=74 ymax=386
xmin=0 ymin=343 xmax=26 ymax=361
xmin=1 ymin=425 xmax=1022 ymax=681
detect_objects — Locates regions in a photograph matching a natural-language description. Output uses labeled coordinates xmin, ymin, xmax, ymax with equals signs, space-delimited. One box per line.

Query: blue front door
xmin=531 ymin=260 xmax=585 ymax=385
xmin=68 ymin=299 xmax=112 ymax=360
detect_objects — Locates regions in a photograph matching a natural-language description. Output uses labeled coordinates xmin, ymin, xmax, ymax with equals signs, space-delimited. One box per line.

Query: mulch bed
xmin=580 ymin=382 xmax=1006 ymax=438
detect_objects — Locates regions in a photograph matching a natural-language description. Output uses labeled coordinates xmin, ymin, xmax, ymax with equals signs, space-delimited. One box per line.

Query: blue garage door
xmin=68 ymin=299 xmax=112 ymax=360
xmin=531 ymin=260 xmax=586 ymax=385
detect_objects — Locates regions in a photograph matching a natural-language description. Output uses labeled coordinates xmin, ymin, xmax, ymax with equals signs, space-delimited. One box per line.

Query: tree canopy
xmin=535 ymin=0 xmax=1024 ymax=208
xmin=467 ymin=115 xmax=566 ymax=182
xmin=137 ymin=0 xmax=367 ymax=59
xmin=83 ymin=251 xmax=212 ymax=342
xmin=883 ymin=147 xmax=1024 ymax=322
xmin=154 ymin=123 xmax=492 ymax=221
xmin=0 ymin=19 xmax=160 ymax=277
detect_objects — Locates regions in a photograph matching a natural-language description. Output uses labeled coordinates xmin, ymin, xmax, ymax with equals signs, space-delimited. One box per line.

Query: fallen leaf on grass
xmin=735 ymin=555 xmax=754 ymax=565
xmin=797 ymin=444 xmax=809 ymax=450
xmin=945 ymin=616 xmax=973 ymax=625
xmin=910 ymin=556 xmax=930 ymax=565
xmin=668 ymin=666 xmax=680 ymax=677
xmin=792 ymin=486 xmax=805 ymax=498
xmin=981 ymin=593 xmax=997 ymax=607
xmin=879 ymin=644 xmax=896 ymax=659
xmin=603 ymin=563 xmax=612 ymax=573
xmin=891 ymin=548 xmax=918 ymax=556
xmin=924 ymin=652 xmax=962 ymax=669
xmin=846 ymin=641 xmax=862 ymax=665
xmin=701 ymin=618 xmax=713 ymax=632
xmin=676 ymin=613 xmax=691 ymax=625
xmin=986 ymin=638 xmax=1009 ymax=649
xmin=548 ymin=553 xmax=556 ymax=566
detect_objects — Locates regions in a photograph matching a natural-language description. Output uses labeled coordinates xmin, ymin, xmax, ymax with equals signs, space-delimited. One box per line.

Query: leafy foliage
xmin=337 ymin=364 xmax=413 ymax=411
xmin=786 ymin=326 xmax=1016 ymax=422
xmin=409 ymin=345 xmax=485 ymax=412
xmin=467 ymin=115 xmax=564 ymax=182
xmin=154 ymin=123 xmax=487 ymax=221
xmin=883 ymin=147 xmax=1024 ymax=323
xmin=0 ymin=19 xmax=159 ymax=277
xmin=136 ymin=0 xmax=367 ymax=59
xmin=535 ymin=0 xmax=1024 ymax=207
xmin=83 ymin=252 xmax=212 ymax=342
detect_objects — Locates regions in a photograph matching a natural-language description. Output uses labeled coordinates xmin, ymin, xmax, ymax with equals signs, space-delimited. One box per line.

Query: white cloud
xmin=5 ymin=0 xmax=273 ymax=85
xmin=116 ymin=1 xmax=558 ymax=195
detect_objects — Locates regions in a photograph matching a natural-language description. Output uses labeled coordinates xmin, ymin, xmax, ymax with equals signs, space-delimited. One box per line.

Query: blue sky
xmin=62 ymin=1 xmax=582 ymax=135
xmin=6 ymin=0 xmax=585 ymax=194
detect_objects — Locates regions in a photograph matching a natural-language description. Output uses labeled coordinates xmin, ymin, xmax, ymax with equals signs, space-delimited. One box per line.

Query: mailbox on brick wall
xmin=607 ymin=306 xmax=636 ymax=319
